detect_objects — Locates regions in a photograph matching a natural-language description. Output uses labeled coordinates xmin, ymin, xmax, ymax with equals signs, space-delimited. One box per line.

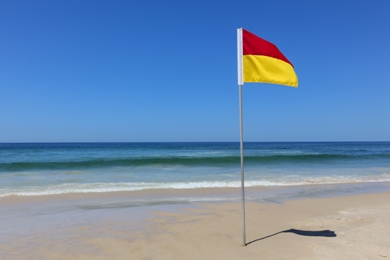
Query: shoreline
xmin=2 ymin=180 xmax=390 ymax=204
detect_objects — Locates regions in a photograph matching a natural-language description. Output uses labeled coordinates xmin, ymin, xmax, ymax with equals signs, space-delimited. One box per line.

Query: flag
xmin=238 ymin=28 xmax=298 ymax=87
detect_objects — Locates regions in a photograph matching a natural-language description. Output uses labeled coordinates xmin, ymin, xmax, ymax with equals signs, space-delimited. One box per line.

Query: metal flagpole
xmin=239 ymin=84 xmax=246 ymax=246
xmin=237 ymin=28 xmax=246 ymax=246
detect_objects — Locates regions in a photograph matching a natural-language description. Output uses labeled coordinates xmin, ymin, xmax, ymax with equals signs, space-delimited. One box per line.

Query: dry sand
xmin=1 ymin=190 xmax=390 ymax=259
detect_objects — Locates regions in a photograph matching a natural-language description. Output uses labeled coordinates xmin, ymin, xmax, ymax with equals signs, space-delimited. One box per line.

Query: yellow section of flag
xmin=243 ymin=55 xmax=298 ymax=87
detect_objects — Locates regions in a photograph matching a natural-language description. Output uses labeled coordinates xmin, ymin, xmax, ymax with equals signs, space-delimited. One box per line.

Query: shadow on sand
xmin=246 ymin=229 xmax=336 ymax=246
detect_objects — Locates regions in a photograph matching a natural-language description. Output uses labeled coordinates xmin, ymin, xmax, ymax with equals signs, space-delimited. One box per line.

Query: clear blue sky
xmin=1 ymin=1 xmax=389 ymax=142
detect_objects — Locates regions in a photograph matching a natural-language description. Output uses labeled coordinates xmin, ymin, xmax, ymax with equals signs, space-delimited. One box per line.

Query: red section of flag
xmin=243 ymin=29 xmax=293 ymax=67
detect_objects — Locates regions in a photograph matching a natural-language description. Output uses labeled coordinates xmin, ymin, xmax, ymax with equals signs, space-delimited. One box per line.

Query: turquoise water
xmin=1 ymin=142 xmax=390 ymax=197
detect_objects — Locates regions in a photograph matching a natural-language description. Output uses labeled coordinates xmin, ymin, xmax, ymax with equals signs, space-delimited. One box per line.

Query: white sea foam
xmin=1 ymin=174 xmax=390 ymax=197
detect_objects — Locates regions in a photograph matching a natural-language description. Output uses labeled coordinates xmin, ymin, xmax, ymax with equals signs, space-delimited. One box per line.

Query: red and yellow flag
xmin=238 ymin=28 xmax=298 ymax=87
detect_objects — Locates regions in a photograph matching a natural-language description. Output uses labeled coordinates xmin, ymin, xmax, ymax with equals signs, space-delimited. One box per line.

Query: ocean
xmin=1 ymin=142 xmax=390 ymax=198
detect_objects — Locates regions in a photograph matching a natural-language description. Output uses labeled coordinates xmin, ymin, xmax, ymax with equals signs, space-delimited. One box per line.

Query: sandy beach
xmin=1 ymin=185 xmax=389 ymax=260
